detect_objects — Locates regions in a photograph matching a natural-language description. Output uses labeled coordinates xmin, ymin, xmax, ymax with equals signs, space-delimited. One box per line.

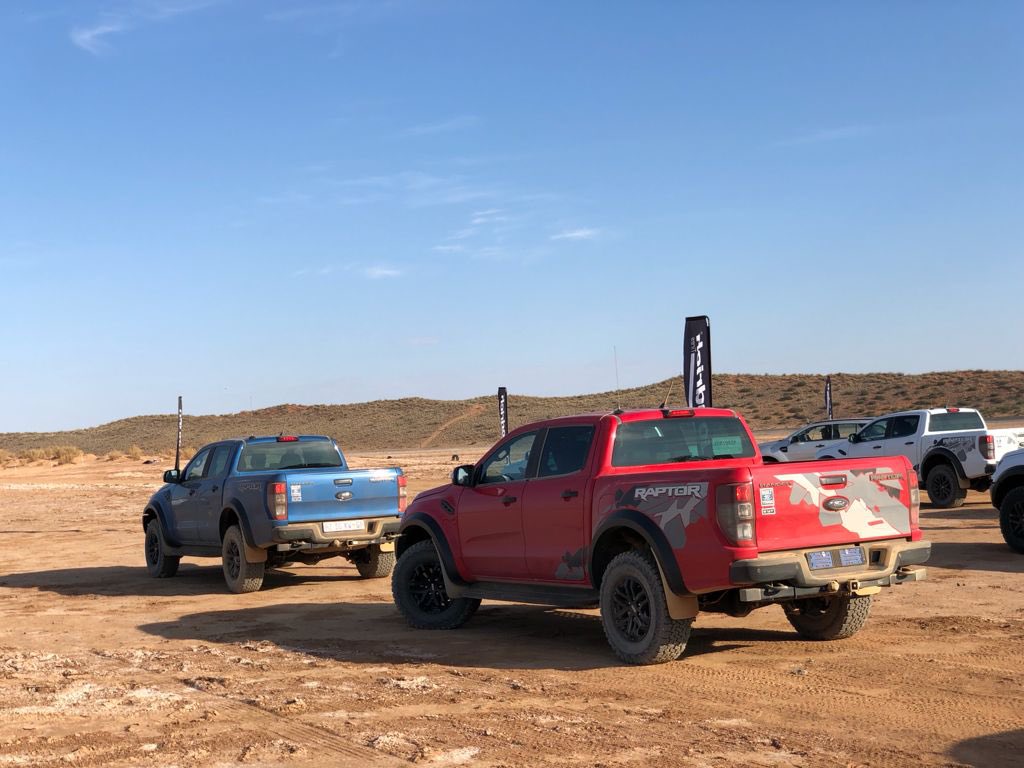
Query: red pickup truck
xmin=391 ymin=408 xmax=930 ymax=664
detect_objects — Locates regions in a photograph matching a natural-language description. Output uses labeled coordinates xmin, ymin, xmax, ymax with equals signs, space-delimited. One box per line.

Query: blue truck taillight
xmin=715 ymin=482 xmax=756 ymax=547
xmin=398 ymin=474 xmax=408 ymax=513
xmin=268 ymin=482 xmax=288 ymax=520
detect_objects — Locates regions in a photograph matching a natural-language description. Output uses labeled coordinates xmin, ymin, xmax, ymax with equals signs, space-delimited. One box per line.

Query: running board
xmin=447 ymin=579 xmax=599 ymax=608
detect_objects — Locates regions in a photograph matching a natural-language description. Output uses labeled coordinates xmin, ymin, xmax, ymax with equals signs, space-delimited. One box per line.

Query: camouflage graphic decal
xmin=930 ymin=435 xmax=976 ymax=462
xmin=614 ymin=483 xmax=709 ymax=548
xmin=776 ymin=466 xmax=910 ymax=537
xmin=555 ymin=548 xmax=586 ymax=580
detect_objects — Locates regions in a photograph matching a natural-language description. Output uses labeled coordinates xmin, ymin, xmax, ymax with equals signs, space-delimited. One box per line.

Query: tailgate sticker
xmin=774 ymin=469 xmax=908 ymax=537
xmin=615 ymin=482 xmax=709 ymax=548
xmin=290 ymin=484 xmax=302 ymax=502
xmin=759 ymin=487 xmax=775 ymax=506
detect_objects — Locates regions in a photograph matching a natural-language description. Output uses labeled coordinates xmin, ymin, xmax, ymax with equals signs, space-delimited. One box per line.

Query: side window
xmin=836 ymin=422 xmax=863 ymax=438
xmin=792 ymin=428 xmax=813 ymax=443
xmin=479 ymin=432 xmax=537 ymax=484
xmin=806 ymin=425 xmax=831 ymax=441
xmin=860 ymin=419 xmax=890 ymax=442
xmin=183 ymin=448 xmax=211 ymax=482
xmin=538 ymin=425 xmax=595 ymax=478
xmin=206 ymin=445 xmax=233 ymax=479
xmin=890 ymin=415 xmax=920 ymax=439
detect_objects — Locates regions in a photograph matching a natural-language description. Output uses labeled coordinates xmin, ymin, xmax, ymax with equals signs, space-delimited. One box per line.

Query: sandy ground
xmin=1 ymin=449 xmax=1022 ymax=768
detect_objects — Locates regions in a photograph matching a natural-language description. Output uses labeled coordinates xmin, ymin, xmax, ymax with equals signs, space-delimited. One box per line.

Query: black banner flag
xmin=498 ymin=387 xmax=508 ymax=437
xmin=683 ymin=316 xmax=712 ymax=408
xmin=825 ymin=375 xmax=833 ymax=420
xmin=174 ymin=395 xmax=183 ymax=473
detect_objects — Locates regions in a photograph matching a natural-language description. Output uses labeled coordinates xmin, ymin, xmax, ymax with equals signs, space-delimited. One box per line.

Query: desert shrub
xmin=127 ymin=444 xmax=143 ymax=460
xmin=0 ymin=448 xmax=13 ymax=465
xmin=106 ymin=450 xmax=125 ymax=461
xmin=19 ymin=448 xmax=47 ymax=462
xmin=53 ymin=445 xmax=82 ymax=465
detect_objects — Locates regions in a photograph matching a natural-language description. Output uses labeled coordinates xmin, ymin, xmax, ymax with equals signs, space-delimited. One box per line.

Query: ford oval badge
xmin=823 ymin=496 xmax=849 ymax=512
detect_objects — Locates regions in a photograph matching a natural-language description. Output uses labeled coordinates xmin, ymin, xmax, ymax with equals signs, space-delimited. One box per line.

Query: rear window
xmin=236 ymin=440 xmax=344 ymax=471
xmin=611 ymin=417 xmax=756 ymax=467
xmin=929 ymin=411 xmax=984 ymax=432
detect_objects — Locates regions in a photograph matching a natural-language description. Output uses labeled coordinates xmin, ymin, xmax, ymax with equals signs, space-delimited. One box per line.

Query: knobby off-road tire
xmin=784 ymin=593 xmax=872 ymax=640
xmin=926 ymin=464 xmax=967 ymax=508
xmin=391 ymin=540 xmax=480 ymax=629
xmin=144 ymin=519 xmax=180 ymax=578
xmin=353 ymin=544 xmax=396 ymax=579
xmin=998 ymin=486 xmax=1024 ymax=554
xmin=599 ymin=550 xmax=693 ymax=665
xmin=222 ymin=525 xmax=265 ymax=594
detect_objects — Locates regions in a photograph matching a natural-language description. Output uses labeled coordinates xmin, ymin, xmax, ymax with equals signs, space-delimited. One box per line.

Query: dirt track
xmin=1 ymin=451 xmax=1022 ymax=767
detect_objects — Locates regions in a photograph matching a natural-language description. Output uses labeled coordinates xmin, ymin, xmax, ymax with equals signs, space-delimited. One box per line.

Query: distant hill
xmin=2 ymin=370 xmax=1023 ymax=456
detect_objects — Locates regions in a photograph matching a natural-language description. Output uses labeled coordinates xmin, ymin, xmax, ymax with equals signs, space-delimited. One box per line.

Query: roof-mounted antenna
xmin=658 ymin=377 xmax=676 ymax=410
xmin=613 ymin=346 xmax=621 ymax=410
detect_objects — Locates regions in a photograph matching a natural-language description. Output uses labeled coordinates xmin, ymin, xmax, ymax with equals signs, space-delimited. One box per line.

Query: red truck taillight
xmin=909 ymin=470 xmax=920 ymax=528
xmin=398 ymin=474 xmax=408 ymax=513
xmin=715 ymin=482 xmax=756 ymax=547
xmin=268 ymin=482 xmax=288 ymax=521
xmin=979 ymin=435 xmax=995 ymax=461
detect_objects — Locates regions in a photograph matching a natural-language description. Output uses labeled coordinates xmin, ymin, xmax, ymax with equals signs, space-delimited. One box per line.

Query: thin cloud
xmin=431 ymin=245 xmax=465 ymax=254
xmin=778 ymin=125 xmax=876 ymax=146
xmin=551 ymin=228 xmax=600 ymax=241
xmin=402 ymin=115 xmax=480 ymax=137
xmin=70 ymin=1 xmax=220 ymax=55
xmin=365 ymin=266 xmax=403 ymax=279
xmin=70 ymin=20 xmax=127 ymax=54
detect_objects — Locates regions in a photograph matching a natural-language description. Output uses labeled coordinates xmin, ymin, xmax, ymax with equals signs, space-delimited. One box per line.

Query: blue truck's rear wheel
xmin=221 ymin=525 xmax=265 ymax=594
xmin=392 ymin=540 xmax=479 ymax=629
xmin=352 ymin=545 xmax=396 ymax=579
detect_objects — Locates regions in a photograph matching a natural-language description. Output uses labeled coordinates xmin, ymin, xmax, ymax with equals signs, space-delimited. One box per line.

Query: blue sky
xmin=2 ymin=1 xmax=1022 ymax=432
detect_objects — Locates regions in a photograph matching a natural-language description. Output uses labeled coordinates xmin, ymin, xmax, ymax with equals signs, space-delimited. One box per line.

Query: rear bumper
xmin=269 ymin=516 xmax=401 ymax=551
xmin=729 ymin=539 xmax=930 ymax=603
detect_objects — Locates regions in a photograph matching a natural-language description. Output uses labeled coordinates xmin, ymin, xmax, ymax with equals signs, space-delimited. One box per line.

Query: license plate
xmin=323 ymin=520 xmax=364 ymax=533
xmin=807 ymin=547 xmax=865 ymax=570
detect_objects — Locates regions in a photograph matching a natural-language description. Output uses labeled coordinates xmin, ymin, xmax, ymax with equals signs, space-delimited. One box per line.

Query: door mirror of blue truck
xmin=452 ymin=465 xmax=474 ymax=486
xmin=163 ymin=469 xmax=180 ymax=483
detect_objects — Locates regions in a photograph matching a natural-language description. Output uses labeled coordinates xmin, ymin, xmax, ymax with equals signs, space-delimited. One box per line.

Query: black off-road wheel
xmin=784 ymin=593 xmax=872 ymax=640
xmin=998 ymin=486 xmax=1024 ymax=554
xmin=926 ymin=464 xmax=967 ymax=508
xmin=599 ymin=550 xmax=693 ymax=665
xmin=144 ymin=518 xmax=180 ymax=578
xmin=353 ymin=544 xmax=396 ymax=578
xmin=221 ymin=524 xmax=265 ymax=594
xmin=391 ymin=540 xmax=480 ymax=629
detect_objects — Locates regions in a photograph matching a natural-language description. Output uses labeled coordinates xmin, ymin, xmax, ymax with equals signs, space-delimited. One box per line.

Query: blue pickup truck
xmin=142 ymin=435 xmax=406 ymax=593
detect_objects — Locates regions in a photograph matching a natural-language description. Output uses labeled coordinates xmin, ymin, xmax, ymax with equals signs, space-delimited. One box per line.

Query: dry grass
xmin=126 ymin=444 xmax=143 ymax=460
xmin=1 ymin=370 xmax=1022 ymax=454
xmin=53 ymin=445 xmax=82 ymax=465
xmin=105 ymin=450 xmax=125 ymax=461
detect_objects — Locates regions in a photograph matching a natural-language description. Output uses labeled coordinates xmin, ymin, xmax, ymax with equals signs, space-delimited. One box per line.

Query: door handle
xmin=873 ymin=446 xmax=881 ymax=450
xmin=561 ymin=489 xmax=579 ymax=500
xmin=500 ymin=495 xmax=517 ymax=505
xmin=904 ymin=442 xmax=914 ymax=446
xmin=814 ymin=444 xmax=825 ymax=448
xmin=211 ymin=485 xmax=219 ymax=492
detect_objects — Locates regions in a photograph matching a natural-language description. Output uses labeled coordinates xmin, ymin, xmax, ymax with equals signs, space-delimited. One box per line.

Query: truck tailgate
xmin=284 ymin=468 xmax=401 ymax=524
xmin=751 ymin=459 xmax=915 ymax=553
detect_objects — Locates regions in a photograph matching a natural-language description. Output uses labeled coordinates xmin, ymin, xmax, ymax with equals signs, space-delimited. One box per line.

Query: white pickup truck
xmin=815 ymin=407 xmax=1024 ymax=508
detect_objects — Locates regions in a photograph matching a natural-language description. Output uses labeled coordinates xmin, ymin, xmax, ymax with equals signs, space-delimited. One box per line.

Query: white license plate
xmin=323 ymin=520 xmax=364 ymax=533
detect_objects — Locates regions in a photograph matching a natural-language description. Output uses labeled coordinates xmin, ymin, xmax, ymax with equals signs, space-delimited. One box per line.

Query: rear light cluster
xmin=268 ymin=482 xmax=288 ymax=521
xmin=909 ymin=470 xmax=920 ymax=528
xmin=715 ymin=482 xmax=756 ymax=547
xmin=398 ymin=474 xmax=408 ymax=513
xmin=979 ymin=435 xmax=995 ymax=461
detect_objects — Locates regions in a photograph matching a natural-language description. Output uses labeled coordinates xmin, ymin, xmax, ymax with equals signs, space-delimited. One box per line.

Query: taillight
xmin=398 ymin=474 xmax=408 ymax=513
xmin=268 ymin=481 xmax=288 ymax=520
xmin=908 ymin=470 xmax=920 ymax=528
xmin=979 ymin=435 xmax=995 ymax=461
xmin=715 ymin=482 xmax=756 ymax=547
xmin=276 ymin=435 xmax=299 ymax=442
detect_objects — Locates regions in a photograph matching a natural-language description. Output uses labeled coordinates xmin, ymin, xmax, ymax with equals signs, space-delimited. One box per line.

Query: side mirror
xmin=451 ymin=464 xmax=474 ymax=487
xmin=163 ymin=469 xmax=180 ymax=483
xmin=848 ymin=434 xmax=859 ymax=444
xmin=790 ymin=435 xmax=801 ymax=444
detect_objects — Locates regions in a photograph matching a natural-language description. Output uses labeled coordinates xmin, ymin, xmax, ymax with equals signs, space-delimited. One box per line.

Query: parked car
xmin=142 ymin=435 xmax=406 ymax=592
xmin=815 ymin=408 xmax=1024 ymax=508
xmin=759 ymin=418 xmax=870 ymax=463
xmin=990 ymin=448 xmax=1024 ymax=553
xmin=391 ymin=407 xmax=929 ymax=665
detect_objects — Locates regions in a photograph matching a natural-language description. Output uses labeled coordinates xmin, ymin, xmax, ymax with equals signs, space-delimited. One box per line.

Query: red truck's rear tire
xmin=784 ymin=593 xmax=872 ymax=640
xmin=599 ymin=550 xmax=692 ymax=665
xmin=392 ymin=540 xmax=480 ymax=629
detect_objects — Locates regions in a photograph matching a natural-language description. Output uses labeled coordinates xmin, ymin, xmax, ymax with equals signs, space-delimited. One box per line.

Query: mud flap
xmin=243 ymin=539 xmax=267 ymax=563
xmin=655 ymin=559 xmax=698 ymax=620
xmin=378 ymin=540 xmax=395 ymax=553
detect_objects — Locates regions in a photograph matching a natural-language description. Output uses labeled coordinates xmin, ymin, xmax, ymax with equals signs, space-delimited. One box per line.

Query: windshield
xmin=611 ymin=417 xmax=756 ymax=467
xmin=929 ymin=412 xmax=984 ymax=432
xmin=236 ymin=440 xmax=344 ymax=471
